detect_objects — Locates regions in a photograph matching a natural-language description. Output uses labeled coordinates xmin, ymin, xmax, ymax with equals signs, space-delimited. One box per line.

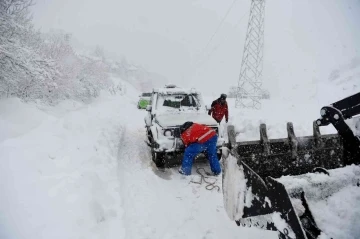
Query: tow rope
xmin=190 ymin=167 xmax=220 ymax=192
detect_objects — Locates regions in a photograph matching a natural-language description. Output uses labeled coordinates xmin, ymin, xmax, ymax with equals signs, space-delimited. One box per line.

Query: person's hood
xmin=180 ymin=121 xmax=193 ymax=133
xmin=216 ymin=98 xmax=226 ymax=105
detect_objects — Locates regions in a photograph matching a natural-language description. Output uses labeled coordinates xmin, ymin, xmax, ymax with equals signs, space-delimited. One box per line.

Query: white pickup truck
xmin=144 ymin=84 xmax=225 ymax=167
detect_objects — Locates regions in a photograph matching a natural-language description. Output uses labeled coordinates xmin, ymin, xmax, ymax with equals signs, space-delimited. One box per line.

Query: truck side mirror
xmin=146 ymin=105 xmax=152 ymax=111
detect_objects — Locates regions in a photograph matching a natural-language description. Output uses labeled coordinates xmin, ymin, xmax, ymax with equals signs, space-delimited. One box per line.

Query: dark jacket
xmin=208 ymin=98 xmax=228 ymax=123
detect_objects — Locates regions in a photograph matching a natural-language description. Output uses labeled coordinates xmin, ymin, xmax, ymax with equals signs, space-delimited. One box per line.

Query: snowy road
xmin=116 ymin=101 xmax=276 ymax=239
xmin=0 ymin=90 xmax=277 ymax=239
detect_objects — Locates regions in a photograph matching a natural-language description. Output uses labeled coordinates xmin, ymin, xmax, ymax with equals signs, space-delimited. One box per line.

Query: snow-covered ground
xmin=278 ymin=165 xmax=360 ymax=239
xmin=1 ymin=77 xmax=359 ymax=238
xmin=0 ymin=80 xmax=275 ymax=239
xmin=0 ymin=95 xmax=128 ymax=239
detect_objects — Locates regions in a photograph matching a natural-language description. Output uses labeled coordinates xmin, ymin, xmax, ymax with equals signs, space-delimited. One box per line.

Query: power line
xmin=193 ymin=11 xmax=248 ymax=71
xmin=185 ymin=10 xmax=248 ymax=80
xmin=193 ymin=0 xmax=239 ymax=66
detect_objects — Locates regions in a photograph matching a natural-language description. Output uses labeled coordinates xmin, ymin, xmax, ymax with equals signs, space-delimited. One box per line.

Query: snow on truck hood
xmin=156 ymin=112 xmax=218 ymax=127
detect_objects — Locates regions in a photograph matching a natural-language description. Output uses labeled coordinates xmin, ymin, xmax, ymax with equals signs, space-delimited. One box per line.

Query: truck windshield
xmin=157 ymin=94 xmax=200 ymax=109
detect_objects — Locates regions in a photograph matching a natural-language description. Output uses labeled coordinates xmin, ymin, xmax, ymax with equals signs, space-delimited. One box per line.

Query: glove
xmin=208 ymin=110 xmax=211 ymax=115
xmin=225 ymin=119 xmax=228 ymax=123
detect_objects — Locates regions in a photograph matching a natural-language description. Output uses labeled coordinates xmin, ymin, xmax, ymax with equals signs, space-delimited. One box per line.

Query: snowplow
xmin=221 ymin=92 xmax=360 ymax=238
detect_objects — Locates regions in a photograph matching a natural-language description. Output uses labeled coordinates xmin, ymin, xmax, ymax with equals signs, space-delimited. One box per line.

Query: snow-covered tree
xmin=0 ymin=0 xmax=60 ymax=101
xmin=1 ymin=0 xmax=165 ymax=104
xmin=0 ymin=0 xmax=113 ymax=103
xmin=93 ymin=45 xmax=106 ymax=62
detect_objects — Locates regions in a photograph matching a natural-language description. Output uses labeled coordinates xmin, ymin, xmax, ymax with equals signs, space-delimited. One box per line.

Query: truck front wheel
xmin=152 ymin=149 xmax=165 ymax=168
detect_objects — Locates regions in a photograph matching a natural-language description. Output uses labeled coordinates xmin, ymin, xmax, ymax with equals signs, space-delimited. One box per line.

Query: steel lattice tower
xmin=235 ymin=0 xmax=265 ymax=109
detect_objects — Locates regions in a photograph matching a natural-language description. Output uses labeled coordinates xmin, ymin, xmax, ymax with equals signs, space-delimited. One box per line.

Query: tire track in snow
xmin=117 ymin=121 xmax=160 ymax=239
xmin=115 ymin=110 xmax=274 ymax=239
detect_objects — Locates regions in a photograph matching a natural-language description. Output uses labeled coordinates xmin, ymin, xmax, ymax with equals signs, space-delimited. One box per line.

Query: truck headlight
xmin=163 ymin=129 xmax=173 ymax=137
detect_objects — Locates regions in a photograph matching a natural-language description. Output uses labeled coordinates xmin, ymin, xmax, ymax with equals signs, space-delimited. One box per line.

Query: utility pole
xmin=235 ymin=0 xmax=266 ymax=109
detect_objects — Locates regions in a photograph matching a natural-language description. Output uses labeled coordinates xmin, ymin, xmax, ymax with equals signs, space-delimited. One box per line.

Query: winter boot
xmin=178 ymin=168 xmax=190 ymax=176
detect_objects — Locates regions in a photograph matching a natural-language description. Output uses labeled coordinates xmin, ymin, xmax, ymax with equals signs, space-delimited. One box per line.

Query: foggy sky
xmin=30 ymin=0 xmax=360 ymax=97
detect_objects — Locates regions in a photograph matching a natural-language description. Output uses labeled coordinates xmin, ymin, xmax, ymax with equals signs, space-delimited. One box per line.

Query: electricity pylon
xmin=235 ymin=0 xmax=265 ymax=109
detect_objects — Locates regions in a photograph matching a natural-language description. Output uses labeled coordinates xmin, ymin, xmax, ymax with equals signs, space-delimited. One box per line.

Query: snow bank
xmin=310 ymin=185 xmax=360 ymax=239
xmin=278 ymin=165 xmax=360 ymax=201
xmin=0 ymin=98 xmax=51 ymax=142
xmin=0 ymin=91 xmax=133 ymax=239
xmin=277 ymin=165 xmax=360 ymax=239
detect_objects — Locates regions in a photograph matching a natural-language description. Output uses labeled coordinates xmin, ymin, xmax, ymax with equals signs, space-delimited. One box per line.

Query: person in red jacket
xmin=178 ymin=121 xmax=221 ymax=176
xmin=208 ymin=94 xmax=229 ymax=124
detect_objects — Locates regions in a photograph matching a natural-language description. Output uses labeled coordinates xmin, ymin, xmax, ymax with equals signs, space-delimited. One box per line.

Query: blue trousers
xmin=180 ymin=135 xmax=221 ymax=175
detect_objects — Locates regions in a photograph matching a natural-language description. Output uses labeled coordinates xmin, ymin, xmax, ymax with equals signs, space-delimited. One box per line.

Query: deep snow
xmin=1 ymin=78 xmax=359 ymax=239
xmin=0 ymin=81 xmax=273 ymax=239
xmin=278 ymin=165 xmax=360 ymax=239
xmin=0 ymin=95 xmax=127 ymax=239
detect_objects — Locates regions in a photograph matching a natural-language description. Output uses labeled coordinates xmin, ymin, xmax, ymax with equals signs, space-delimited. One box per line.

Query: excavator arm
xmin=222 ymin=92 xmax=360 ymax=239
xmin=316 ymin=92 xmax=360 ymax=165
